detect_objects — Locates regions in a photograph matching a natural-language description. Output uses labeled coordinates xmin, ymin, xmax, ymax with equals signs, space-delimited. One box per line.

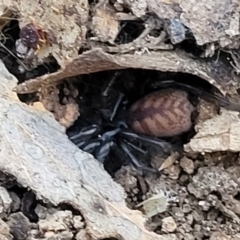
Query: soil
xmin=1 ymin=1 xmax=240 ymax=239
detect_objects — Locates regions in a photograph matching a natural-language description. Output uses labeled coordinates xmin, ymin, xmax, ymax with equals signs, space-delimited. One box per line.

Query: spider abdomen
xmin=127 ymin=89 xmax=195 ymax=137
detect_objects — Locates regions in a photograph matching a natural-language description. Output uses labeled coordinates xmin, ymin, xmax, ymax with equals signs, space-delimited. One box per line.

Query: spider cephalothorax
xmin=67 ymin=73 xmax=240 ymax=174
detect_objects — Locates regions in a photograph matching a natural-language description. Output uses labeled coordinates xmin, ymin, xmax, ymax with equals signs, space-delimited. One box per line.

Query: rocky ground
xmin=0 ymin=0 xmax=240 ymax=240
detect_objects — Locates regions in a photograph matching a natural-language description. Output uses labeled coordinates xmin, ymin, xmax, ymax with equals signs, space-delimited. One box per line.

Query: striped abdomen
xmin=127 ymin=89 xmax=195 ymax=137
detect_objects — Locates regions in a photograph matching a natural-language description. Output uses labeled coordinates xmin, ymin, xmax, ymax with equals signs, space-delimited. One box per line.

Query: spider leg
xmin=110 ymin=93 xmax=125 ymax=121
xmin=119 ymin=141 xmax=158 ymax=174
xmin=178 ymin=82 xmax=240 ymax=112
xmin=123 ymin=139 xmax=147 ymax=154
xmin=102 ymin=71 xmax=122 ymax=97
xmin=198 ymin=90 xmax=240 ymax=111
xmin=152 ymin=79 xmax=202 ymax=95
xmin=121 ymin=130 xmax=172 ymax=153
xmin=152 ymin=80 xmax=240 ymax=111
xmin=94 ymin=140 xmax=112 ymax=163
xmin=100 ymin=71 xmax=124 ymax=121
xmin=101 ymin=128 xmax=121 ymax=141
xmin=116 ymin=120 xmax=128 ymax=129
xmin=82 ymin=139 xmax=101 ymax=154
xmin=68 ymin=124 xmax=100 ymax=148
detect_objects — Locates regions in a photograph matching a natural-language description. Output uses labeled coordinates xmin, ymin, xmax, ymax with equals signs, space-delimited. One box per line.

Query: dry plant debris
xmin=136 ymin=191 xmax=169 ymax=218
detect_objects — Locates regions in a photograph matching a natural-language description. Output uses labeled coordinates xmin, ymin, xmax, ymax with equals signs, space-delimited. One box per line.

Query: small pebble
xmin=180 ymin=157 xmax=194 ymax=174
xmin=162 ymin=216 xmax=177 ymax=233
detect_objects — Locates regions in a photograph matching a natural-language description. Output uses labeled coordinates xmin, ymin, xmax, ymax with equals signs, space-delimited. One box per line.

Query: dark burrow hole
xmin=62 ymin=69 xmax=222 ymax=176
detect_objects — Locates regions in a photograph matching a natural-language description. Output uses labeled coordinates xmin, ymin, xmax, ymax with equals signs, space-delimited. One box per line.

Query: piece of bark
xmin=14 ymin=48 xmax=234 ymax=95
xmin=0 ymin=60 xmax=177 ymax=239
